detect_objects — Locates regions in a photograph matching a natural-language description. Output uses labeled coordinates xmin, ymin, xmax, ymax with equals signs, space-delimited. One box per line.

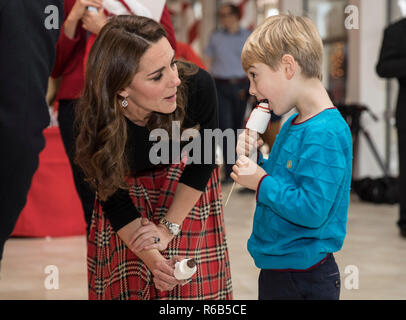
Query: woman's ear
xmin=117 ymin=89 xmax=128 ymax=99
xmin=281 ymin=54 xmax=296 ymax=80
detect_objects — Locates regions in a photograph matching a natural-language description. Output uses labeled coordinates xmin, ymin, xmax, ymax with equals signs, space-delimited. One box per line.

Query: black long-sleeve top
xmin=376 ymin=18 xmax=406 ymax=129
xmin=102 ymin=68 xmax=219 ymax=231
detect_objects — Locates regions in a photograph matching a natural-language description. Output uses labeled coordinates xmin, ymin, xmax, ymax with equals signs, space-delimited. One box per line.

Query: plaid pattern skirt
xmin=87 ymin=163 xmax=233 ymax=300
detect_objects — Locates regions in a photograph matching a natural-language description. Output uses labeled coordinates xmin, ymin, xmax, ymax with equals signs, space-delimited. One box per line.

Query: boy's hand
xmin=230 ymin=155 xmax=267 ymax=191
xmin=236 ymin=129 xmax=264 ymax=158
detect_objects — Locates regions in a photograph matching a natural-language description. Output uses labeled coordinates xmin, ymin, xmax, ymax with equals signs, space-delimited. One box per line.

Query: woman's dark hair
xmin=75 ymin=15 xmax=198 ymax=201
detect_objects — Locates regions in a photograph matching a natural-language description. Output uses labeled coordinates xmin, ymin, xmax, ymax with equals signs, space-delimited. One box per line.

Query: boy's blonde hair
xmin=241 ymin=14 xmax=323 ymax=80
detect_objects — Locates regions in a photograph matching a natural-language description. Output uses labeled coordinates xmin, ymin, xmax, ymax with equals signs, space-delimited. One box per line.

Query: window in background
xmin=304 ymin=0 xmax=348 ymax=105
xmin=256 ymin=0 xmax=280 ymax=25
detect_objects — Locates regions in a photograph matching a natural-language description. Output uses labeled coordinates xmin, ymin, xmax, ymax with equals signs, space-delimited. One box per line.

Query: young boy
xmin=231 ymin=14 xmax=353 ymax=300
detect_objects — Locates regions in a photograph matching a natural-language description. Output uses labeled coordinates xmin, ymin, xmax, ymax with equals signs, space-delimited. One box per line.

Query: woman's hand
xmin=150 ymin=256 xmax=189 ymax=292
xmin=81 ymin=7 xmax=108 ymax=35
xmin=230 ymin=155 xmax=267 ymax=191
xmin=68 ymin=0 xmax=102 ymax=22
xmin=129 ymin=218 xmax=174 ymax=253
xmin=236 ymin=129 xmax=264 ymax=157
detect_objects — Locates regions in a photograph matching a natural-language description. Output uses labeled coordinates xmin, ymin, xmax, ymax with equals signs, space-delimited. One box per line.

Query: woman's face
xmin=119 ymin=37 xmax=181 ymax=124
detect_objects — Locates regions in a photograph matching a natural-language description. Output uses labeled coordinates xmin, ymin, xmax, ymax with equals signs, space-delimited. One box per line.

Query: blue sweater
xmin=248 ymin=108 xmax=353 ymax=270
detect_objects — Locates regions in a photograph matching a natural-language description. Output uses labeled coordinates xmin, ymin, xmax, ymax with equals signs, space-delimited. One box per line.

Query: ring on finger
xmin=153 ymin=236 xmax=160 ymax=244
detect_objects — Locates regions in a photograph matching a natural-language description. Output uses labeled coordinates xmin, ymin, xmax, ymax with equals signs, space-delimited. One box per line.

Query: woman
xmin=51 ymin=0 xmax=176 ymax=232
xmin=75 ymin=15 xmax=233 ymax=300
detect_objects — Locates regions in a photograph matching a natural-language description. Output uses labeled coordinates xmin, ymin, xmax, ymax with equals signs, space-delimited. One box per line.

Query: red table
xmin=11 ymin=127 xmax=87 ymax=237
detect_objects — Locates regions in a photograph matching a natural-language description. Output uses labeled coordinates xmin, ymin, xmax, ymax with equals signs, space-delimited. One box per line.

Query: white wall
xmin=280 ymin=0 xmax=303 ymax=15
xmin=347 ymin=0 xmax=388 ymax=178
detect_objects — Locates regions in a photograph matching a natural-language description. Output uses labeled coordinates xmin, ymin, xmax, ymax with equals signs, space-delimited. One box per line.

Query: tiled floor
xmin=1 ymin=184 xmax=405 ymax=300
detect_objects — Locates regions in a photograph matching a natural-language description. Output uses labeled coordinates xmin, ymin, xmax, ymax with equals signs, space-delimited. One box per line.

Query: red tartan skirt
xmin=87 ymin=163 xmax=233 ymax=300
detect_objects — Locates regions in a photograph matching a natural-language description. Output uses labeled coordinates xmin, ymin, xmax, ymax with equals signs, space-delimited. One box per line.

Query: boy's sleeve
xmin=256 ymin=131 xmax=347 ymax=228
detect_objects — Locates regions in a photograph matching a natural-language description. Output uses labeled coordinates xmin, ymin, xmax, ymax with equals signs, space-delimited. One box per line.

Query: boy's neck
xmin=293 ymin=78 xmax=334 ymax=124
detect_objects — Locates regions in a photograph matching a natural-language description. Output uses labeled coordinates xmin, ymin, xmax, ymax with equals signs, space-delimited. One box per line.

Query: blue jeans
xmin=258 ymin=254 xmax=341 ymax=300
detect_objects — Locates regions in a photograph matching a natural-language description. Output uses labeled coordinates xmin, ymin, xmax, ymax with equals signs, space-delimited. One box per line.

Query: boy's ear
xmin=281 ymin=54 xmax=296 ymax=80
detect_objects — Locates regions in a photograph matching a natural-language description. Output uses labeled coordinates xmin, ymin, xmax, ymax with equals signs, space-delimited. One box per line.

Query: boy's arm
xmin=257 ymin=131 xmax=350 ymax=228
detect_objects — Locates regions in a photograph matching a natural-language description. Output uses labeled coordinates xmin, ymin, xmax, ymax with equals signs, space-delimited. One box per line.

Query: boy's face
xmin=246 ymin=62 xmax=293 ymax=116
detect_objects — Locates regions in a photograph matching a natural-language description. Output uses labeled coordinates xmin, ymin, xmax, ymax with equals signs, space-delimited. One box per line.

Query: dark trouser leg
xmin=0 ymin=139 xmax=44 ymax=261
xmin=233 ymin=81 xmax=250 ymax=130
xmin=397 ymin=129 xmax=406 ymax=232
xmin=0 ymin=112 xmax=49 ymax=261
xmin=216 ymin=81 xmax=235 ymax=180
xmin=57 ymin=100 xmax=95 ymax=233
xmin=258 ymin=254 xmax=341 ymax=300
xmin=216 ymin=80 xmax=249 ymax=179
xmin=258 ymin=269 xmax=304 ymax=300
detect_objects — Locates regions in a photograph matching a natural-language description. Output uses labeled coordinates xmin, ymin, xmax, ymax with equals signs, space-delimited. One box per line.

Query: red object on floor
xmin=11 ymin=127 xmax=87 ymax=237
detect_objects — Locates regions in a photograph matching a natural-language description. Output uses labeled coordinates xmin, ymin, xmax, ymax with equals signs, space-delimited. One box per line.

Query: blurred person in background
xmin=204 ymin=3 xmax=251 ymax=184
xmin=376 ymin=0 xmax=406 ymax=239
xmin=0 ymin=0 xmax=63 ymax=268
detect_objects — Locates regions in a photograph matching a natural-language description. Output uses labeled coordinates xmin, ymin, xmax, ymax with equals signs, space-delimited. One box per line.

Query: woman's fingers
xmin=170 ymin=255 xmax=183 ymax=266
xmin=152 ymin=261 xmax=180 ymax=290
xmin=132 ymin=233 xmax=159 ymax=252
xmin=129 ymin=221 xmax=155 ymax=243
xmin=152 ymin=258 xmax=192 ymax=291
xmin=153 ymin=277 xmax=177 ymax=292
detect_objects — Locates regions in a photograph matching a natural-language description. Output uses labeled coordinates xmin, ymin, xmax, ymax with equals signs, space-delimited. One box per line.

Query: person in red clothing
xmin=175 ymin=42 xmax=206 ymax=70
xmin=51 ymin=0 xmax=177 ymax=231
xmin=0 ymin=0 xmax=63 ymax=265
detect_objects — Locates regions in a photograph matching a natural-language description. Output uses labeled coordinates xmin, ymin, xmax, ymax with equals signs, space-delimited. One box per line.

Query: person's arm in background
xmin=65 ymin=0 xmax=101 ymax=38
xmin=160 ymin=5 xmax=177 ymax=51
xmin=376 ymin=24 xmax=406 ymax=79
xmin=176 ymin=42 xmax=206 ymax=69
xmin=203 ymin=33 xmax=215 ymax=72
xmin=51 ymin=0 xmax=101 ymax=79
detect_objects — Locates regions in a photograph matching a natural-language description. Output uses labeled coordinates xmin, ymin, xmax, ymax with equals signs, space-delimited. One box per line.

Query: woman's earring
xmin=121 ymin=97 xmax=128 ymax=109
